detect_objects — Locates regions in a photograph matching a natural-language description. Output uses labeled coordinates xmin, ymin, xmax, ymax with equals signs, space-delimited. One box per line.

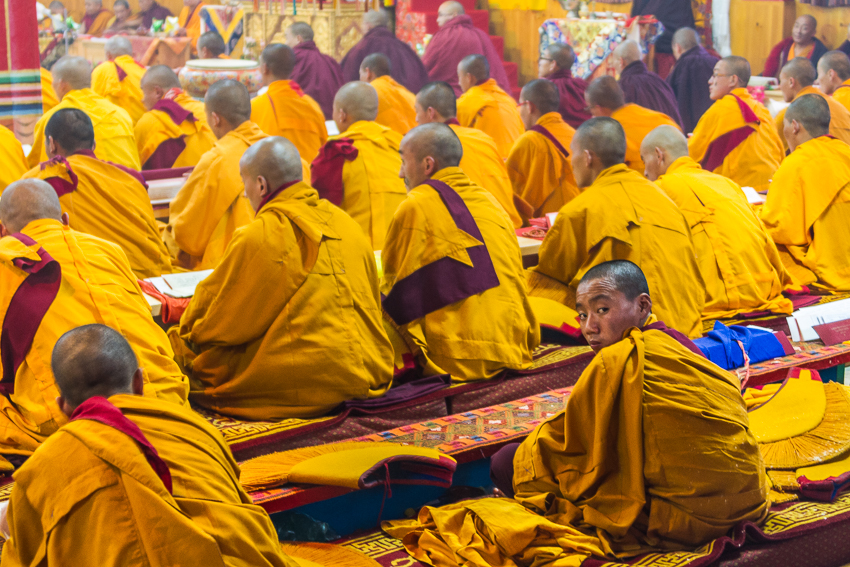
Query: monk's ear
xmin=0 ymin=224 xmax=8 ymax=238
xmin=131 ymin=368 xmax=145 ymax=396
xmin=60 ymin=212 xmax=70 ymax=226
xmin=637 ymin=293 xmax=652 ymax=319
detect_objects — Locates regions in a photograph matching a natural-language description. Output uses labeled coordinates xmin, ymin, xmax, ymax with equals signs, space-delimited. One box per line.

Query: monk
xmin=80 ymin=0 xmax=112 ymax=36
xmin=763 ymin=15 xmax=827 ymax=79
xmin=177 ymin=0 xmax=206 ymax=54
xmin=0 ymin=126 xmax=26 ymax=192
xmin=614 ymin=40 xmax=682 ymax=127
xmin=632 ymin=0 xmax=696 ymax=77
xmin=456 ymin=55 xmax=524 ymax=159
xmin=414 ymin=81 xmax=522 ymax=228
xmin=585 ymin=75 xmax=681 ymax=173
xmin=198 ymin=31 xmax=227 ymax=59
xmin=40 ymin=67 xmax=58 ymax=113
xmin=91 ymin=36 xmax=147 ymax=124
xmin=422 ymin=1 xmax=510 ymax=96
xmin=1 ymin=324 xmax=293 ymax=567
xmin=538 ymin=42 xmax=590 ymax=128
xmin=760 ymin=94 xmax=850 ymax=291
xmin=382 ymin=124 xmax=539 ymax=381
xmin=506 ymin=79 xmax=580 ymax=221
xmin=135 ymin=66 xmax=215 ymax=170
xmin=311 ymin=82 xmax=406 ymax=250
xmin=137 ymin=0 xmax=173 ymax=31
xmin=104 ymin=0 xmax=140 ymax=34
xmin=689 ymin=56 xmax=784 ymax=191
xmin=0 ymin=180 xmax=188 ymax=454
xmin=251 ymin=43 xmax=328 ymax=162
xmin=360 ymin=53 xmax=417 ymax=135
xmin=29 ymin=56 xmax=139 ymax=170
xmin=816 ymin=50 xmax=850 ymax=113
xmin=341 ymin=9 xmax=428 ymax=93
xmin=529 ymin=117 xmax=704 ymax=338
xmin=641 ymin=125 xmax=794 ymax=319
xmin=171 ymin=138 xmax=393 ymax=419
xmin=667 ymin=27 xmax=718 ymax=133
xmin=285 ymin=22 xmax=343 ymax=119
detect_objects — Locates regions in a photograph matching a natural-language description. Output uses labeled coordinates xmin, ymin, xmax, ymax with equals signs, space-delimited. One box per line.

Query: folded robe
xmin=135 ymin=90 xmax=216 ymax=170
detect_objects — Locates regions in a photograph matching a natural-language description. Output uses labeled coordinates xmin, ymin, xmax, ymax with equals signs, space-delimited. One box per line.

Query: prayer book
xmin=786 ymin=298 xmax=850 ymax=342
xmin=145 ymin=269 xmax=213 ymax=298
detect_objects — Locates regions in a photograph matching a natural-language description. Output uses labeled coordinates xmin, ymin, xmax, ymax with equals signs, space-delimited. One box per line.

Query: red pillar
xmin=0 ymin=0 xmax=43 ymax=142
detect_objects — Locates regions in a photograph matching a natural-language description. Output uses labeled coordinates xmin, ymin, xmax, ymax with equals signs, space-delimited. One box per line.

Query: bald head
xmin=459 ymin=54 xmax=489 ymax=85
xmin=793 ymin=14 xmax=817 ymax=45
xmin=240 ymin=137 xmax=303 ymax=210
xmin=334 ymin=81 xmax=379 ymax=123
xmin=415 ymin=81 xmax=457 ymax=122
xmin=574 ymin=117 xmax=626 ymax=168
xmin=546 ymin=43 xmax=576 ymax=71
xmin=785 ymin=93 xmax=830 ymax=139
xmin=438 ymin=0 xmax=465 ymax=24
xmin=721 ymin=56 xmax=751 ymax=87
xmin=51 ymin=56 xmax=92 ymax=91
xmin=141 ymin=65 xmax=181 ymax=90
xmin=671 ymin=27 xmax=700 ymax=53
xmin=819 ymin=50 xmax=850 ymax=81
xmin=781 ymin=57 xmax=817 ymax=87
xmin=205 ymin=79 xmax=251 ymax=130
xmin=585 ymin=75 xmax=625 ymax=112
xmin=613 ymin=40 xmax=641 ymax=68
xmin=260 ymin=43 xmax=295 ymax=80
xmin=287 ymin=22 xmax=314 ymax=42
xmin=198 ymin=31 xmax=227 ymax=58
xmin=363 ymin=9 xmax=390 ymax=31
xmin=403 ymin=123 xmax=463 ymax=169
xmin=104 ymin=36 xmax=133 ymax=59
xmin=640 ymin=125 xmax=689 ymax=180
xmin=0 ymin=179 xmax=63 ymax=234
xmin=521 ymin=79 xmax=560 ymax=115
xmin=361 ymin=53 xmax=391 ymax=78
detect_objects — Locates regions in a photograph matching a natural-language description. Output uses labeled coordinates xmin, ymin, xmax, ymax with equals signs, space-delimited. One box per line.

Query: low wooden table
xmin=69 ymin=35 xmax=191 ymax=67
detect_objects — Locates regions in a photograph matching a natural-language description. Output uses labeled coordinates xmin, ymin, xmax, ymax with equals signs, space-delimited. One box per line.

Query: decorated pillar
xmin=0 ymin=0 xmax=43 ymax=143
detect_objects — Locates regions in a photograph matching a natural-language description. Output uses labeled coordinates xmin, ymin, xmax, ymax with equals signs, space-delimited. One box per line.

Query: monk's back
xmin=457 ymin=80 xmax=524 ymax=159
xmin=611 ymin=103 xmax=680 ymax=171
xmin=91 ymin=55 xmax=147 ymax=124
xmin=251 ymin=80 xmax=328 ymax=162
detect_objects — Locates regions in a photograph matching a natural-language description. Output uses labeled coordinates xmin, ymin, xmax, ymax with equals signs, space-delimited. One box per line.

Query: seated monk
xmin=0 ymin=125 xmax=26 ymax=192
xmin=91 ymin=36 xmax=147 ymax=124
xmin=251 ymin=43 xmax=327 ymax=162
xmin=817 ymin=51 xmax=850 ymax=113
xmin=40 ymin=67 xmax=58 ymax=113
xmin=285 ymin=22 xmax=343 ymax=120
xmin=776 ymin=57 xmax=850 ymax=150
xmin=538 ymin=42 xmax=590 ymax=128
xmin=760 ymin=94 xmax=850 ymax=291
xmin=641 ymin=125 xmax=794 ymax=320
xmin=667 ymin=27 xmax=719 ymax=134
xmin=613 ymin=39 xmax=683 ymax=128
xmin=414 ymin=81 xmax=522 ymax=228
xmin=631 ymin=0 xmax=695 ymax=78
xmin=360 ymin=53 xmax=417 ymax=135
xmin=1 ymin=324 xmax=294 ymax=567
xmin=311 ymin=82 xmax=406 ymax=250
xmin=382 ymin=123 xmax=539 ymax=381
xmin=171 ymin=138 xmax=393 ymax=419
xmin=585 ymin=75 xmax=681 ymax=173
xmin=22 ymin=109 xmax=172 ymax=278
xmin=763 ymin=15 xmax=827 ymax=79
xmin=80 ymin=0 xmax=112 ymax=36
xmin=689 ymin=56 xmax=784 ymax=192
xmin=0 ymin=180 xmax=188 ymax=454
xmin=529 ymin=117 xmax=704 ymax=338
xmin=29 ymin=56 xmax=139 ymax=170
xmin=456 ymin=55 xmax=524 ymax=159
xmin=103 ymin=0 xmax=140 ymax=35
xmin=198 ymin=31 xmax=228 ymax=60
xmin=506 ymin=79 xmax=580 ymax=221
xmin=136 ymin=65 xmax=215 ymax=170
xmin=177 ymin=0 xmax=206 ymax=55
xmin=137 ymin=0 xmax=173 ymax=31
xmin=341 ymin=9 xmax=428 ymax=93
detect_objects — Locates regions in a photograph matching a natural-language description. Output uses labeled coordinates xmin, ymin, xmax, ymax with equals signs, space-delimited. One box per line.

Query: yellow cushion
xmin=797 ymin=452 xmax=850 ymax=481
xmin=748 ymin=369 xmax=826 ymax=443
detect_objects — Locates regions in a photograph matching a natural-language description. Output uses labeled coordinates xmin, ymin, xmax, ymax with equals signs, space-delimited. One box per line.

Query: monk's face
xmin=398 ymin=141 xmax=434 ymax=190
xmin=576 ymin=277 xmax=651 ymax=352
xmin=817 ymin=64 xmax=841 ymax=95
xmin=518 ymin=96 xmax=535 ymax=130
xmin=792 ymin=16 xmax=816 ymax=45
xmin=84 ymin=0 xmax=101 ymax=15
xmin=569 ymin=135 xmax=593 ymax=188
xmin=437 ymin=4 xmax=457 ymax=27
xmin=284 ymin=29 xmax=299 ymax=47
xmin=240 ymin=167 xmax=267 ymax=211
xmin=114 ymin=4 xmax=131 ymax=22
xmin=640 ymin=145 xmax=663 ymax=181
xmin=414 ymin=101 xmax=434 ymax=124
xmin=457 ymin=66 xmax=475 ymax=93
xmin=708 ymin=61 xmax=736 ymax=101
xmin=538 ymin=51 xmax=556 ymax=78
xmin=141 ymin=83 xmax=161 ymax=110
xmin=139 ymin=0 xmax=154 ymax=11
xmin=778 ymin=71 xmax=797 ymax=103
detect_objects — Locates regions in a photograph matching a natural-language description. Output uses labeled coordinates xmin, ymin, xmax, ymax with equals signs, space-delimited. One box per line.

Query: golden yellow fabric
xmin=610 ymin=103 xmax=681 ymax=173
xmin=172 ymin=181 xmax=393 ymax=420
xmin=456 ymin=79 xmax=524 ymax=159
xmin=833 ymin=81 xmax=850 ymax=114
xmin=91 ymin=55 xmax=147 ymax=125
xmin=774 ymin=86 xmax=850 ymax=151
xmin=165 ymin=121 xmax=267 ymax=270
xmin=748 ymin=371 xmax=826 ymax=443
xmin=531 ymin=164 xmax=705 ymax=338
xmin=83 ymin=9 xmax=112 ymax=36
xmin=380 ymin=167 xmax=540 ymax=381
xmin=251 ymin=80 xmax=328 ymax=162
xmin=2 ymin=394 xmax=294 ymax=567
xmin=21 ymin=152 xmax=172 ymax=278
xmin=655 ymin=156 xmax=793 ymax=320
xmin=135 ymin=92 xmax=216 ymax=169
xmin=506 ymin=112 xmax=579 ymax=219
xmin=689 ymin=88 xmax=784 ymax=192
xmin=0 ymin=125 xmax=26 ymax=193
xmin=28 ymin=88 xmax=140 ymax=170
xmin=371 ymin=75 xmax=417 ymax=136
xmin=40 ymin=67 xmax=58 ymax=114
xmin=0 ymin=220 xmax=188 ymax=455
xmin=178 ymin=2 xmax=206 ymax=52
xmin=759 ymin=135 xmax=850 ymax=290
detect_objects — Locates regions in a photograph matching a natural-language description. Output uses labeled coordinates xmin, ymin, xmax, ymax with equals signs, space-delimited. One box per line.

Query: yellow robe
xmin=655 ymin=156 xmax=793 ymax=319
xmin=531 ymin=164 xmax=705 ymax=338
xmin=165 ymin=121 xmax=267 ymax=270
xmin=505 ymin=111 xmax=579 ymax=220
xmin=250 ymin=79 xmax=328 ymax=162
xmin=0 ymin=125 xmax=26 ymax=192
xmin=450 ymin=123 xmax=523 ymax=228
xmin=2 ymin=394 xmax=294 ymax=567
xmin=457 ymin=79 xmax=525 ymax=159
xmin=39 ymin=67 xmax=58 ymax=114
xmin=91 ymin=54 xmax=148 ymax=125
xmin=178 ymin=2 xmax=206 ymax=53
xmin=172 ymin=182 xmax=393 ymax=420
xmin=774 ymin=86 xmax=850 ymax=151
xmin=833 ymin=81 xmax=850 ymax=114
xmin=82 ymin=9 xmax=112 ymax=36
xmin=22 ymin=151 xmax=172 ymax=278
xmin=759 ymin=135 xmax=850 ymax=290
xmin=135 ymin=92 xmax=216 ymax=170
xmin=380 ymin=167 xmax=540 ymax=381
xmin=28 ymin=88 xmax=140 ymax=170
xmin=371 ymin=75 xmax=417 ymax=135
xmin=689 ymin=88 xmax=784 ymax=192
xmin=610 ymin=103 xmax=681 ymax=173
xmin=0 ymin=219 xmax=188 ymax=455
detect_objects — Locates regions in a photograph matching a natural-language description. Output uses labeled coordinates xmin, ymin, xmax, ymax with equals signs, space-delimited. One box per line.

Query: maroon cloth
xmin=701 ymin=94 xmax=758 ymax=171
xmin=762 ymin=36 xmax=828 ymax=79
xmin=546 ymin=68 xmax=590 ymax=128
xmin=422 ymin=15 xmax=511 ymax=97
xmin=529 ymin=124 xmax=569 ymax=158
xmin=618 ymin=60 xmax=683 ymax=128
xmin=143 ymin=138 xmax=186 ymax=171
xmin=310 ymin=138 xmax=359 ymax=206
xmin=139 ymin=2 xmax=173 ymax=30
xmin=666 ymin=46 xmax=719 ymax=133
xmin=152 ymin=99 xmax=195 ymax=127
xmin=291 ymin=41 xmax=344 ymax=120
xmin=489 ymin=442 xmax=519 ymax=497
xmin=257 ymin=179 xmax=299 ymax=211
xmin=631 ymin=0 xmax=695 ymax=54
xmin=340 ymin=27 xmax=429 ymax=94
xmin=82 ymin=9 xmax=110 ymax=33
xmin=72 ymin=149 xmax=149 ymax=190
xmin=643 ymin=320 xmax=704 ymax=357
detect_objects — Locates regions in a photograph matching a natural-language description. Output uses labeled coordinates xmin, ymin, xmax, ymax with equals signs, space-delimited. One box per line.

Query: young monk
xmin=311 ymin=81 xmax=407 ymax=250
xmin=360 ymin=53 xmax=417 ymax=135
xmin=414 ymin=81 xmax=522 ymax=228
xmin=456 ymin=55 xmax=525 ymax=159
xmin=538 ymin=42 xmax=590 ymax=127
xmin=817 ymin=50 xmax=850 ymax=112
xmin=0 ymin=125 xmax=26 ymax=192
xmin=91 ymin=36 xmax=147 ymax=124
xmin=197 ymin=30 xmax=228 ymax=59
xmin=1 ymin=324 xmax=294 ymax=567
xmin=171 ymin=138 xmax=393 ymax=419
xmin=0 ymin=180 xmax=188 ymax=455
xmin=528 ymin=117 xmax=704 ymax=338
xmin=382 ymin=123 xmax=539 ymax=382
xmin=507 ymin=79 xmax=579 ymax=221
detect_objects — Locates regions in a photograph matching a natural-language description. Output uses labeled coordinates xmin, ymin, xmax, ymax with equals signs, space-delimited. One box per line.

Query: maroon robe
xmin=762 ymin=36 xmax=828 ymax=79
xmin=139 ymin=2 xmax=173 ymax=29
xmin=546 ymin=68 xmax=590 ymax=128
xmin=422 ymin=15 xmax=510 ymax=96
xmin=666 ymin=46 xmax=718 ymax=133
xmin=340 ymin=27 xmax=429 ymax=94
xmin=291 ymin=40 xmax=344 ymax=120
xmin=618 ymin=60 xmax=683 ymax=128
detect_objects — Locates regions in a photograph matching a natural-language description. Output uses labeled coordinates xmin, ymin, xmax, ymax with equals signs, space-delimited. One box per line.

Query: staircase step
xmin=423 ymin=10 xmax=489 ymax=34
xmin=489 ymin=35 xmax=504 ymax=59
xmin=503 ymin=60 xmax=519 ymax=89
xmin=406 ymin=0 xmax=475 ymax=14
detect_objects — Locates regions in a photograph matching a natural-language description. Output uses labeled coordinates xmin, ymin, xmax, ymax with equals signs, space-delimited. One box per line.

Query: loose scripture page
xmin=146 ymin=269 xmax=214 ymax=298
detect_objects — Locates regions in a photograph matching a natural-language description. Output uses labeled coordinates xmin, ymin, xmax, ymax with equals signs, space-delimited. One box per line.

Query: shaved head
xmin=781 ymin=57 xmax=817 ymax=87
xmin=439 ymin=1 xmax=464 ymax=16
xmin=613 ymin=40 xmax=641 ymax=67
xmin=361 ymin=53 xmax=391 ymax=77
xmin=720 ymin=56 xmax=751 ymax=87
xmin=205 ymin=79 xmax=252 ymax=127
xmin=671 ymin=27 xmax=700 ymax=52
xmin=0 ymin=179 xmax=63 ymax=234
xmin=459 ymin=54 xmax=489 ymax=84
xmin=104 ymin=35 xmax=133 ymax=59
xmin=575 ymin=117 xmax=626 ymax=168
xmin=334 ymin=81 xmax=379 ymax=122
xmin=287 ymin=22 xmax=314 ymax=42
xmin=240 ymin=137 xmax=303 ymax=196
xmin=51 ymin=56 xmax=92 ymax=90
xmin=363 ymin=9 xmax=390 ymax=30
xmin=260 ymin=43 xmax=295 ymax=80
xmin=198 ymin=31 xmax=227 ymax=58
xmin=141 ymin=65 xmax=181 ymax=90
xmin=585 ymin=75 xmax=625 ymax=110
xmin=415 ymin=81 xmax=457 ymax=121
xmin=546 ymin=43 xmax=576 ymax=70
xmin=579 ymin=260 xmax=650 ymax=301
xmin=521 ymin=79 xmax=560 ymax=115
xmin=45 ymin=108 xmax=95 ymax=154
xmin=640 ymin=125 xmax=689 ymax=180
xmin=785 ymin=93 xmax=830 ymax=138
xmin=819 ymin=50 xmax=850 ymax=81
xmin=402 ymin=123 xmax=463 ymax=169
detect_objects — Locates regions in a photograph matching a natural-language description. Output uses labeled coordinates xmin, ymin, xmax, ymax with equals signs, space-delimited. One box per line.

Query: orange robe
xmin=91 ymin=54 xmax=148 ymax=125
xmin=610 ymin=103 xmax=681 ymax=173
xmin=0 ymin=125 xmax=26 ymax=192
xmin=774 ymin=86 xmax=850 ymax=150
xmin=39 ymin=67 xmax=58 ymax=114
xmin=371 ymin=75 xmax=417 ymax=135
xmin=250 ymin=79 xmax=328 ymax=162
xmin=135 ymin=91 xmax=216 ymax=170
xmin=178 ymin=2 xmax=206 ymax=53
xmin=689 ymin=87 xmax=784 ymax=192
xmin=833 ymin=81 xmax=850 ymax=113
xmin=505 ymin=111 xmax=579 ymax=220
xmin=456 ymin=79 xmax=524 ymax=159
xmin=82 ymin=9 xmax=112 ymax=36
